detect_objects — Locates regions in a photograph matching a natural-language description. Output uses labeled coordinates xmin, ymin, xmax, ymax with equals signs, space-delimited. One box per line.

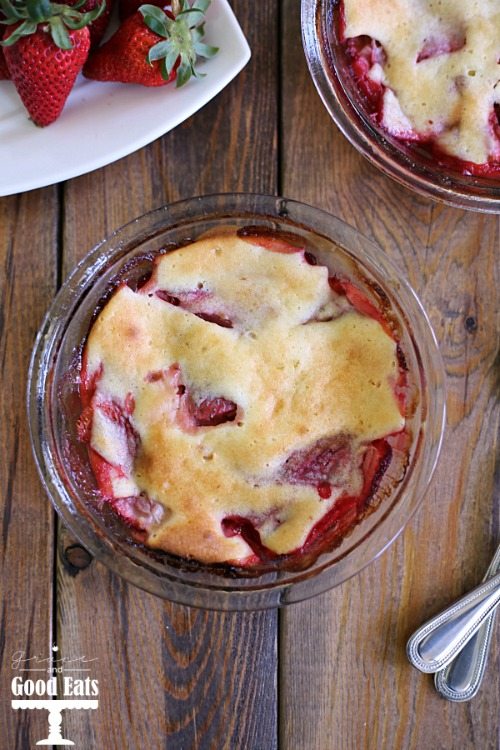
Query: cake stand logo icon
xmin=11 ymin=644 xmax=99 ymax=746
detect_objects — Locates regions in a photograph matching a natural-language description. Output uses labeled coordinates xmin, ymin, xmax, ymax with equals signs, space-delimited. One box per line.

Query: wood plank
xmin=57 ymin=3 xmax=279 ymax=748
xmin=0 ymin=188 xmax=58 ymax=748
xmin=280 ymin=4 xmax=499 ymax=749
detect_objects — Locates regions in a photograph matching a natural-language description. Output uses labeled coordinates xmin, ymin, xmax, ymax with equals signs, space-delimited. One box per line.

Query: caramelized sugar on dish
xmin=77 ymin=232 xmax=412 ymax=569
xmin=340 ymin=0 xmax=500 ymax=176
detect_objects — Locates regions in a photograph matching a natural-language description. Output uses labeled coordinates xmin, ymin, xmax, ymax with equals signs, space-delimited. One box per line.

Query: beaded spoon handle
xmin=433 ymin=543 xmax=500 ymax=701
xmin=406 ymin=561 xmax=500 ymax=674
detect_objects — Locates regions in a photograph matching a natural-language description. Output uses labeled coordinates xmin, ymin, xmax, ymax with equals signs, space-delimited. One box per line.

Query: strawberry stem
xmin=0 ymin=0 xmax=104 ymax=48
xmin=139 ymin=0 xmax=218 ymax=87
xmin=26 ymin=0 xmax=51 ymax=21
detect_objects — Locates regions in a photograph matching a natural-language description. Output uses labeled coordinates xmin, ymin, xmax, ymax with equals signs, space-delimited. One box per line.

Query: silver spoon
xmin=406 ymin=559 xmax=500 ymax=674
xmin=433 ymin=543 xmax=500 ymax=701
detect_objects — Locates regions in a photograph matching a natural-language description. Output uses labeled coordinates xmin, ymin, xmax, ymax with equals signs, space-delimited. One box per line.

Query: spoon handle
xmin=406 ymin=569 xmax=500 ymax=674
xmin=434 ymin=544 xmax=500 ymax=701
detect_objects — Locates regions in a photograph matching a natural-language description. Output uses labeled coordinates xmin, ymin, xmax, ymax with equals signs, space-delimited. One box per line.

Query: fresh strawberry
xmin=3 ymin=24 xmax=90 ymax=125
xmin=118 ymin=0 xmax=165 ymax=20
xmin=1 ymin=0 xmax=103 ymax=126
xmin=0 ymin=10 xmax=10 ymax=78
xmin=84 ymin=0 xmax=218 ymax=87
xmin=0 ymin=47 xmax=9 ymax=78
xmin=67 ymin=0 xmax=114 ymax=48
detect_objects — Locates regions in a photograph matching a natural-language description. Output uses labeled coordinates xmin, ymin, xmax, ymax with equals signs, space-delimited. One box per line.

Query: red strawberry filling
xmin=81 ymin=395 xmax=140 ymax=495
xmin=279 ymin=436 xmax=354 ymax=488
xmin=222 ymin=515 xmax=278 ymax=563
xmin=78 ymin=358 xmax=142 ymax=500
xmin=221 ymin=433 xmax=399 ymax=563
xmin=345 ymin=35 xmax=386 ymax=114
xmin=88 ymin=446 xmax=125 ymax=499
xmin=190 ymin=397 xmax=237 ymax=427
xmin=328 ymin=275 xmax=394 ymax=337
xmin=110 ymin=494 xmax=164 ymax=531
xmin=416 ymin=32 xmax=466 ymax=63
xmin=238 ymin=229 xmax=305 ymax=254
xmin=317 ymin=481 xmax=333 ymax=500
xmin=79 ymin=351 xmax=102 ymax=408
xmin=78 ymin=355 xmax=239 ymax=530
xmin=151 ymin=288 xmax=234 ymax=329
xmin=82 ymin=404 xmax=162 ymax=533
xmin=148 ymin=363 xmax=239 ymax=430
xmin=76 ymin=406 xmax=93 ymax=443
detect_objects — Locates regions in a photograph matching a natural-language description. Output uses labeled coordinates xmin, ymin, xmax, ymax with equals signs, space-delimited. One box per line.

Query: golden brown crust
xmin=84 ymin=235 xmax=404 ymax=564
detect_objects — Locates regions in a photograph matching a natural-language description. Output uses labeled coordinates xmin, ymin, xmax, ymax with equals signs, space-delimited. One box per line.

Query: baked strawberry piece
xmin=340 ymin=0 xmax=500 ymax=176
xmin=78 ymin=232 xmax=412 ymax=569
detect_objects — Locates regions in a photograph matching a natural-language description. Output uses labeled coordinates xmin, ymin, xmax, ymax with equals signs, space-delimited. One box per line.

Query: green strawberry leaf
xmin=26 ymin=0 xmax=51 ymax=22
xmin=0 ymin=0 xmax=104 ymax=46
xmin=192 ymin=0 xmax=210 ymax=12
xmin=140 ymin=5 xmax=170 ymax=38
xmin=177 ymin=8 xmax=204 ymax=23
xmin=193 ymin=41 xmax=218 ymax=58
xmin=65 ymin=3 xmax=105 ymax=29
xmin=147 ymin=39 xmax=171 ymax=62
xmin=138 ymin=0 xmax=217 ymax=87
xmin=165 ymin=45 xmax=178 ymax=74
xmin=0 ymin=18 xmax=36 ymax=44
xmin=0 ymin=0 xmax=23 ymax=20
xmin=49 ymin=15 xmax=71 ymax=48
xmin=191 ymin=22 xmax=205 ymax=41
xmin=175 ymin=59 xmax=192 ymax=87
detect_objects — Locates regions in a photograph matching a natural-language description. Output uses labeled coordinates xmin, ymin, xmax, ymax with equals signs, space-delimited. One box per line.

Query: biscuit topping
xmin=79 ymin=234 xmax=407 ymax=565
xmin=342 ymin=0 xmax=500 ymax=166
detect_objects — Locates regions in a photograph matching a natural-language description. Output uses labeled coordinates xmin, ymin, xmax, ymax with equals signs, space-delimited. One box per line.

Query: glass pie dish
xmin=28 ymin=194 xmax=446 ymax=610
xmin=301 ymin=0 xmax=500 ymax=213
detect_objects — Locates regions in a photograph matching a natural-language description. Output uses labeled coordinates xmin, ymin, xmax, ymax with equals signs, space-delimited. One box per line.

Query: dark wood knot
xmin=62 ymin=544 xmax=93 ymax=576
xmin=464 ymin=316 xmax=477 ymax=333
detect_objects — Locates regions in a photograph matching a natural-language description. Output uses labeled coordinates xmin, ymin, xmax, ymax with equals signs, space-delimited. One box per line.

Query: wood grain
xmin=57 ymin=3 xmax=279 ymax=749
xmin=0 ymin=189 xmax=58 ymax=748
xmin=280 ymin=4 xmax=499 ymax=749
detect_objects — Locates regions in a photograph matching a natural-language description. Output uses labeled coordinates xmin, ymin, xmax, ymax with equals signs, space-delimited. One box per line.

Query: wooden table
xmin=1 ymin=3 xmax=499 ymax=748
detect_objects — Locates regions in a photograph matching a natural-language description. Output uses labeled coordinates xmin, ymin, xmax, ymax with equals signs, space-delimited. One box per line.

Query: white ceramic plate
xmin=0 ymin=0 xmax=250 ymax=196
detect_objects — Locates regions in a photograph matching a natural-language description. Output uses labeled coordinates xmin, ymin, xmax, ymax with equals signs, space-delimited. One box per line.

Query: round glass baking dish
xmin=301 ymin=0 xmax=500 ymax=214
xmin=28 ymin=193 xmax=446 ymax=610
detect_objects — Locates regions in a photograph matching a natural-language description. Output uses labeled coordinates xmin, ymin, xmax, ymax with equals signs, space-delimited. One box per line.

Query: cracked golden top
xmin=80 ymin=233 xmax=405 ymax=565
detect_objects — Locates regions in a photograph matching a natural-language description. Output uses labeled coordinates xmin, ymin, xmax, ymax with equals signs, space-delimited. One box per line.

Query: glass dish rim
xmin=27 ymin=192 xmax=447 ymax=610
xmin=301 ymin=0 xmax=500 ymax=214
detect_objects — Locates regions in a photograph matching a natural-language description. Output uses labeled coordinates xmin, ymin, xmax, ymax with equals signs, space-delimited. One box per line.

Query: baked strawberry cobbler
xmin=77 ymin=231 xmax=411 ymax=569
xmin=340 ymin=0 xmax=500 ymax=176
